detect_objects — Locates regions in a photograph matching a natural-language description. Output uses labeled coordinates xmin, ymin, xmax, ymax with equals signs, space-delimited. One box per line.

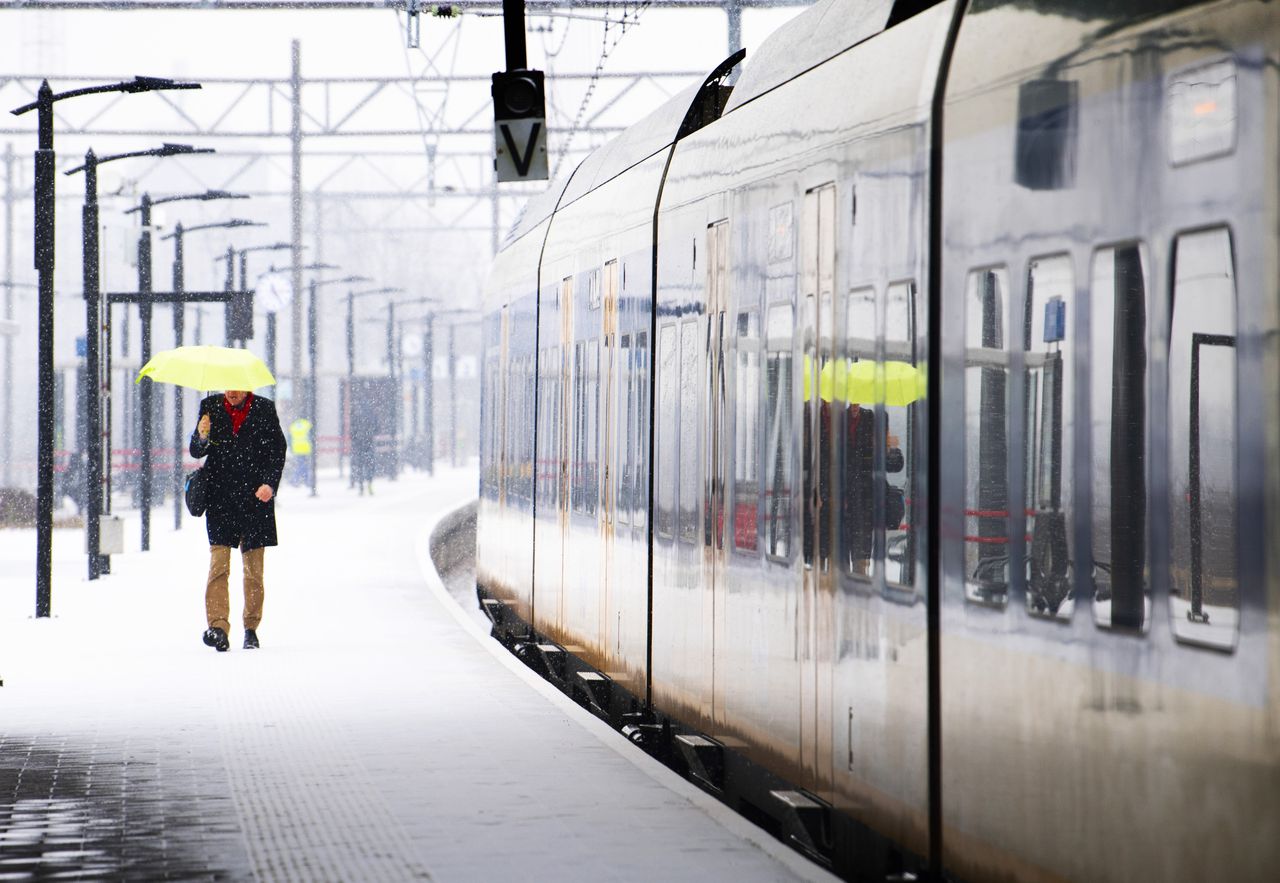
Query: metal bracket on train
xmin=514 ymin=642 xmax=567 ymax=683
xmin=770 ymin=790 xmax=832 ymax=861
xmin=574 ymin=671 xmax=613 ymax=716
xmin=480 ymin=597 xmax=506 ymax=628
xmin=675 ymin=733 xmax=725 ymax=792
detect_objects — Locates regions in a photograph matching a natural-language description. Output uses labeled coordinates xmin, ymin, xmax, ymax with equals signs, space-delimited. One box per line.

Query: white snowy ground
xmin=0 ymin=467 xmax=832 ymax=882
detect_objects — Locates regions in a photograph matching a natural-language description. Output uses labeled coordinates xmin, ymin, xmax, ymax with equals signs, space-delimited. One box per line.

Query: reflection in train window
xmin=656 ymin=325 xmax=677 ymax=539
xmin=536 ymin=347 xmax=559 ymax=507
xmin=571 ymin=341 xmax=586 ymax=514
xmin=883 ymin=281 xmax=917 ymax=593
xmin=586 ymin=339 xmax=600 ymax=516
xmin=618 ymin=334 xmax=633 ymax=526
xmin=633 ymin=331 xmax=650 ymax=535
xmin=964 ymin=267 xmax=1012 ymax=608
xmin=840 ymin=286 xmax=878 ymax=581
xmin=1090 ymin=244 xmax=1151 ymax=632
xmin=1169 ymin=228 xmax=1238 ymax=651
xmin=678 ymin=320 xmax=701 ymax=545
xmin=734 ymin=311 xmax=761 ymax=552
xmin=764 ymin=304 xmax=795 ymax=560
xmin=1024 ymin=257 xmax=1075 ymax=620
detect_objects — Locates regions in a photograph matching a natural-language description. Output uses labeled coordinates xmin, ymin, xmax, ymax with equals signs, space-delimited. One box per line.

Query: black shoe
xmin=202 ymin=627 xmax=229 ymax=652
xmin=243 ymin=629 xmax=259 ymax=650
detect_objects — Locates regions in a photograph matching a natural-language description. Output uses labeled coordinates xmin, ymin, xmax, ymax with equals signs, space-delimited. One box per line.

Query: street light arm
xmin=160 ymin=219 xmax=264 ymax=240
xmin=11 ymin=77 xmax=201 ymax=115
xmin=64 ymin=144 xmax=213 ymax=176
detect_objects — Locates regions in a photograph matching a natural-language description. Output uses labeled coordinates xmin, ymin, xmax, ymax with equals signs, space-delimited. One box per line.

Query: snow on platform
xmin=0 ymin=467 xmax=831 ymax=882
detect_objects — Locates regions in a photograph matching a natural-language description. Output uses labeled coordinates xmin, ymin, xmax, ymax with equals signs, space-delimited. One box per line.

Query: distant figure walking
xmin=288 ymin=416 xmax=313 ymax=487
xmin=191 ymin=390 xmax=286 ymax=652
xmin=351 ymin=410 xmax=375 ymax=496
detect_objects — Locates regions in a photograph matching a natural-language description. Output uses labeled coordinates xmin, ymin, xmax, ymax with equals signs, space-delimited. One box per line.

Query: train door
xmin=705 ymin=220 xmax=730 ymax=730
xmin=600 ymin=261 xmax=620 ymax=654
xmin=800 ymin=183 xmax=836 ymax=797
xmin=558 ymin=276 xmax=575 ymax=631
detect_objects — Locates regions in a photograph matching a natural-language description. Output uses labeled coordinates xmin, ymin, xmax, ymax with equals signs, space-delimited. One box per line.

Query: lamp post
xmin=65 ymin=144 xmax=214 ymax=579
xmin=11 ymin=75 xmax=200 ymax=617
xmin=375 ymin=295 xmax=438 ymax=480
xmin=214 ymin=241 xmax=292 ymax=350
xmin=306 ymin=271 xmax=368 ymax=496
xmin=346 ymin=287 xmax=402 ymax=487
xmin=126 ymin=188 xmax=247 ymax=552
xmin=161 ymin=217 xmax=262 ymax=530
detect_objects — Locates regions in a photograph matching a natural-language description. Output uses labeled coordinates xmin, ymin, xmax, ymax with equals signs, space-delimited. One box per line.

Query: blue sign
xmin=1043 ymin=297 xmax=1066 ymax=343
xmin=75 ymin=335 xmax=87 ymax=358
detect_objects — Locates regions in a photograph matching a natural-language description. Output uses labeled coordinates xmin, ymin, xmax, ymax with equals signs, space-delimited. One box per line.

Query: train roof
xmin=723 ymin=0 xmax=894 ymax=114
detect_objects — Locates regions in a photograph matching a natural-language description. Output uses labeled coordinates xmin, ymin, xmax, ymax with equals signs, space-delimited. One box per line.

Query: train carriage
xmin=477 ymin=0 xmax=1280 ymax=879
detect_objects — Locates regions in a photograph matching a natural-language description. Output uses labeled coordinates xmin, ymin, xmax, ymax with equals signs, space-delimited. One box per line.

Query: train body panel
xmin=476 ymin=0 xmax=1280 ymax=879
xmin=940 ymin=1 xmax=1280 ymax=880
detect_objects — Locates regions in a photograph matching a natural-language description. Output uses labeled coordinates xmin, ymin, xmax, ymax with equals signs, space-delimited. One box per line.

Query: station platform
xmin=0 ymin=467 xmax=832 ymax=881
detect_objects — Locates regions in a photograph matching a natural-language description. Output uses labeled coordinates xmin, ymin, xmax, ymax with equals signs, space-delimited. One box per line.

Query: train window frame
xmin=1167 ymin=226 xmax=1239 ymax=652
xmin=1088 ymin=241 xmax=1153 ymax=635
xmin=1022 ymin=254 xmax=1076 ymax=622
xmin=585 ymin=337 xmax=600 ymax=518
xmin=962 ymin=264 xmax=1013 ymax=610
xmin=764 ymin=303 xmax=796 ymax=564
xmin=882 ymin=278 xmax=919 ymax=598
xmin=618 ymin=332 xmax=633 ymax=527
xmin=656 ymin=323 xmax=678 ymax=541
xmin=839 ymin=284 xmax=879 ymax=585
xmin=677 ymin=319 xmax=701 ymax=546
xmin=633 ymin=330 xmax=650 ymax=538
xmin=732 ymin=310 xmax=762 ymax=556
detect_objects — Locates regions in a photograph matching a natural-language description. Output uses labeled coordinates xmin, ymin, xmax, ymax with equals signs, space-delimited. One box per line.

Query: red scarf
xmin=222 ymin=392 xmax=254 ymax=435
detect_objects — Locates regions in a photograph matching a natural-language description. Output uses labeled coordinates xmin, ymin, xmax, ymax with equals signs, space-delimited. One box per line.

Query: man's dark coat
xmin=190 ymin=394 xmax=287 ymax=550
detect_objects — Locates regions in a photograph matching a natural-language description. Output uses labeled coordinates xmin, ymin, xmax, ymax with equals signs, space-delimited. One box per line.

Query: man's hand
xmin=255 ymin=484 xmax=274 ymax=503
xmin=198 ymin=414 xmax=211 ymax=439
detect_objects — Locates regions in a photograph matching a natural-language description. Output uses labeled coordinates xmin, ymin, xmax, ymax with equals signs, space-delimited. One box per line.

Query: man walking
xmin=191 ymin=389 xmax=287 ymax=652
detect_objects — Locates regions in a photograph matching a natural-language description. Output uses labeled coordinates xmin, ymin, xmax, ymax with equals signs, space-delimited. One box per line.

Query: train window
xmin=1169 ymin=228 xmax=1238 ymax=651
xmin=585 ymin=338 xmax=600 ymax=517
xmin=764 ymin=304 xmax=795 ymax=561
xmin=536 ymin=347 xmax=558 ymax=507
xmin=633 ymin=330 xmax=650 ymax=536
xmin=571 ymin=340 xmax=585 ymax=513
xmin=841 ymin=286 xmax=877 ymax=582
xmin=656 ymin=325 xmax=678 ymax=540
xmin=619 ymin=333 xmax=633 ymax=526
xmin=964 ymin=266 xmax=1012 ymax=609
xmin=678 ymin=320 xmax=701 ymax=545
xmin=1090 ymin=244 xmax=1151 ymax=633
xmin=1024 ymin=256 xmax=1075 ymax=621
xmin=733 ymin=311 xmax=761 ymax=553
xmin=883 ymin=280 xmax=918 ymax=593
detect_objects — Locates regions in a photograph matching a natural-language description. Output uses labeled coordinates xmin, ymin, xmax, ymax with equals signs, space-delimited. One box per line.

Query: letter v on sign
xmin=494 ymin=117 xmax=549 ymax=182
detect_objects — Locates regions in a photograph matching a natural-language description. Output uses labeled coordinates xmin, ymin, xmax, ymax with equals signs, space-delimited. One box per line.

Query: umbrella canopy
xmin=136 ymin=345 xmax=275 ymax=392
xmin=845 ymin=359 xmax=925 ymax=406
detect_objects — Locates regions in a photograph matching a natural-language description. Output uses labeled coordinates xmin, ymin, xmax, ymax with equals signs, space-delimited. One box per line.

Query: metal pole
xmin=290 ymin=39 xmax=304 ymax=400
xmin=386 ymin=300 xmax=395 ymax=479
xmin=725 ymin=0 xmax=742 ymax=55
xmin=267 ymin=310 xmax=277 ymax=382
xmin=238 ymin=250 xmax=248 ymax=347
xmin=346 ymin=290 xmax=354 ymax=488
xmin=308 ymin=278 xmax=317 ymax=496
xmin=138 ymin=193 xmax=153 ymax=551
xmin=82 ymin=151 xmax=104 ymax=579
xmin=2 ymin=143 xmax=14 ymax=489
xmin=223 ymin=245 xmax=234 ymax=345
xmin=34 ymin=81 xmax=55 ymax=617
xmin=395 ymin=319 xmax=403 ymax=479
xmin=502 ymin=0 xmax=528 ymax=70
xmin=172 ymin=221 xmax=185 ymax=531
xmin=423 ymin=315 xmax=434 ymax=476
xmin=448 ymin=322 xmax=457 ymax=468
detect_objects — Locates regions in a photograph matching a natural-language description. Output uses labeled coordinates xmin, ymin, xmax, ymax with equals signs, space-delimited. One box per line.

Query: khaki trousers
xmin=206 ymin=544 xmax=265 ymax=632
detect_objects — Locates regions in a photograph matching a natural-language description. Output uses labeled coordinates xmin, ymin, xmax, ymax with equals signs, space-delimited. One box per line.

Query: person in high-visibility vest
xmin=289 ymin=417 xmax=313 ymax=487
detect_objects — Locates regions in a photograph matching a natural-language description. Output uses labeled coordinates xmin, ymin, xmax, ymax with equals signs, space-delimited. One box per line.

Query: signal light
xmin=492 ymin=69 xmax=545 ymax=121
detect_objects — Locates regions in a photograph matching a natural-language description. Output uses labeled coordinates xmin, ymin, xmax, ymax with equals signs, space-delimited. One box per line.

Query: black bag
xmin=185 ymin=467 xmax=208 ymax=517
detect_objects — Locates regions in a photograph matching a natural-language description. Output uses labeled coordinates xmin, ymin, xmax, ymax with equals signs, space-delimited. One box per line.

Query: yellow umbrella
xmin=136 ymin=345 xmax=275 ymax=391
xmin=845 ymin=360 xmax=925 ymax=406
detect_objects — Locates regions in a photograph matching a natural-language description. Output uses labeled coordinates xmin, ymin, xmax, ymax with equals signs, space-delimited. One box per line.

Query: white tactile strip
xmin=212 ymin=672 xmax=433 ymax=883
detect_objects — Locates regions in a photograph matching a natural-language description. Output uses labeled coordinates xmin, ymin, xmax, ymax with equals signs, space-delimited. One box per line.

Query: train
xmin=475 ymin=0 xmax=1280 ymax=879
